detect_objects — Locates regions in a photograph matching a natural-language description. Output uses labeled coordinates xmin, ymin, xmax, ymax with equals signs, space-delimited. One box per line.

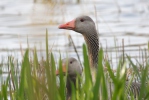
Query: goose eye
xmin=70 ymin=61 xmax=73 ymax=64
xmin=80 ymin=19 xmax=84 ymax=22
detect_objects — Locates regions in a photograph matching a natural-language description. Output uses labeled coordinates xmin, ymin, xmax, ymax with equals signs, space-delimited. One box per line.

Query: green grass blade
xmin=45 ymin=29 xmax=51 ymax=99
xmin=2 ymin=83 xmax=8 ymax=100
xmin=58 ymin=56 xmax=66 ymax=100
xmin=139 ymin=64 xmax=148 ymax=99
xmin=18 ymin=49 xmax=29 ymax=99
xmin=82 ymin=44 xmax=93 ymax=99
xmin=50 ymin=53 xmax=58 ymax=100
xmin=93 ymin=48 xmax=108 ymax=100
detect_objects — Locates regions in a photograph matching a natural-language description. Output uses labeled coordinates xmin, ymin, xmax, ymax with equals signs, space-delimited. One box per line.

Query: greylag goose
xmin=56 ymin=57 xmax=82 ymax=100
xmin=58 ymin=16 xmax=141 ymax=99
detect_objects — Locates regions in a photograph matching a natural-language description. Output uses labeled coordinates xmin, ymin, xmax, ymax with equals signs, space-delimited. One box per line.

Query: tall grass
xmin=0 ymin=31 xmax=149 ymax=100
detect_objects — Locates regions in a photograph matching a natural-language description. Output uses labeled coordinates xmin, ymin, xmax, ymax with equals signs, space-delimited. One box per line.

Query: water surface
xmin=0 ymin=0 xmax=149 ymax=68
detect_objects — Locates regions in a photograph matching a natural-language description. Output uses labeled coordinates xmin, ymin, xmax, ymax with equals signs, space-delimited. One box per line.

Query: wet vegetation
xmin=0 ymin=31 xmax=149 ymax=100
xmin=0 ymin=0 xmax=149 ymax=99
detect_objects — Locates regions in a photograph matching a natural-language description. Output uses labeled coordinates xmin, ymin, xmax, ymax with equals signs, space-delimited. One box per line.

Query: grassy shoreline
xmin=0 ymin=31 xmax=149 ymax=100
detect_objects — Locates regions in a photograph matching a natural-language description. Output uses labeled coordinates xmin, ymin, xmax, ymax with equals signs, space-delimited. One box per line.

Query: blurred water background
xmin=0 ymin=0 xmax=149 ymax=72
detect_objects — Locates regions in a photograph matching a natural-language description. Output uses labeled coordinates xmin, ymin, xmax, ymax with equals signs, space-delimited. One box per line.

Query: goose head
xmin=59 ymin=16 xmax=99 ymax=68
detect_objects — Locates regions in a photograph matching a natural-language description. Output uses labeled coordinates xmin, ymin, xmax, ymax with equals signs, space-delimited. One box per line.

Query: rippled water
xmin=0 ymin=0 xmax=149 ymax=68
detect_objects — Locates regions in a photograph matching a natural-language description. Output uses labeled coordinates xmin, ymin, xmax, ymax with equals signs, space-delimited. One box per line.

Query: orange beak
xmin=58 ymin=19 xmax=75 ymax=30
xmin=56 ymin=64 xmax=67 ymax=75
